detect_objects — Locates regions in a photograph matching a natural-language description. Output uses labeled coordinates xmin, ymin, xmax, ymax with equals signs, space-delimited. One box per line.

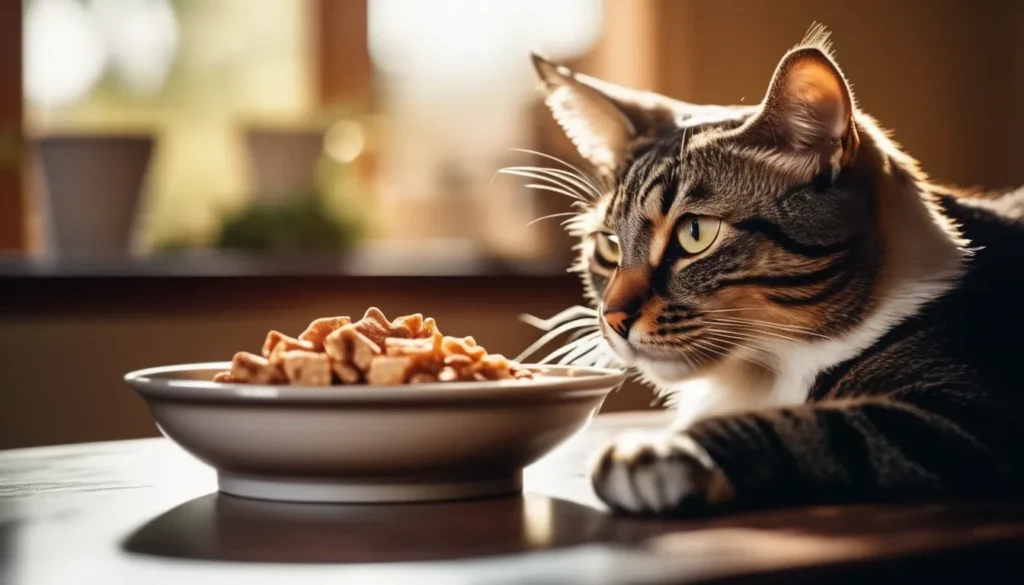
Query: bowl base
xmin=217 ymin=471 xmax=523 ymax=503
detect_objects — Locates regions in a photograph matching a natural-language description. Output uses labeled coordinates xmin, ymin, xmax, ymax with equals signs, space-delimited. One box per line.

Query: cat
xmin=519 ymin=25 xmax=1024 ymax=515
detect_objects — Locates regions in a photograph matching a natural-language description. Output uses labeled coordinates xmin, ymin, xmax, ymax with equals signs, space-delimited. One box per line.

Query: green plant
xmin=214 ymin=187 xmax=364 ymax=252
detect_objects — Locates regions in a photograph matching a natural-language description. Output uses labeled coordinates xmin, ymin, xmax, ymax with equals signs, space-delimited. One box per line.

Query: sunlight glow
xmin=25 ymin=0 xmax=107 ymax=107
xmin=369 ymin=0 xmax=604 ymax=84
xmin=523 ymin=495 xmax=554 ymax=548
xmin=25 ymin=0 xmax=179 ymax=108
xmin=90 ymin=0 xmax=179 ymax=96
xmin=324 ymin=121 xmax=366 ymax=164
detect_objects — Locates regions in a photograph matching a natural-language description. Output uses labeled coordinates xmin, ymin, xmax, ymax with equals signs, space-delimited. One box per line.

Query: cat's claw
xmin=589 ymin=431 xmax=725 ymax=514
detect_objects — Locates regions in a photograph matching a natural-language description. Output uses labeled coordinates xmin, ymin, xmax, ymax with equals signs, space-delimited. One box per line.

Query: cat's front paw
xmin=590 ymin=431 xmax=731 ymax=515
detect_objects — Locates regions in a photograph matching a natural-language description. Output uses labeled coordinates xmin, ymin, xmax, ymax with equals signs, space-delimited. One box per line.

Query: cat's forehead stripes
xmin=648 ymin=216 xmax=675 ymax=268
xmin=612 ymin=149 xmax=682 ymax=268
xmin=644 ymin=170 xmax=690 ymax=269
xmin=609 ymin=135 xmax=682 ymax=221
xmin=639 ymin=181 xmax=671 ymax=267
xmin=608 ymin=122 xmax=725 ymax=224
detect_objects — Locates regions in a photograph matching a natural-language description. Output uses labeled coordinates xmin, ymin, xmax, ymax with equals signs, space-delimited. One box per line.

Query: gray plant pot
xmin=36 ymin=135 xmax=154 ymax=259
xmin=244 ymin=128 xmax=325 ymax=200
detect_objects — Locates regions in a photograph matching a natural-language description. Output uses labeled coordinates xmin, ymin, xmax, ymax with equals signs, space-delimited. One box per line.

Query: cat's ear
xmin=741 ymin=40 xmax=858 ymax=169
xmin=531 ymin=53 xmax=683 ymax=175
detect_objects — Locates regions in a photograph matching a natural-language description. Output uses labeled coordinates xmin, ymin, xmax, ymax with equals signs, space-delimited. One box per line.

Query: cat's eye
xmin=593 ymin=232 xmax=621 ymax=265
xmin=677 ymin=216 xmax=721 ymax=255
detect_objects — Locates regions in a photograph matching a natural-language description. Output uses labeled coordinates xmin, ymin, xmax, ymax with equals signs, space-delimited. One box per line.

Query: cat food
xmin=213 ymin=307 xmax=534 ymax=386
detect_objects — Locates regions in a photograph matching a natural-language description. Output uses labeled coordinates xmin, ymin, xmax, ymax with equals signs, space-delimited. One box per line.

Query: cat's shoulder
xmin=810 ymin=185 xmax=1024 ymax=403
xmin=937 ymin=187 xmax=1024 ymax=228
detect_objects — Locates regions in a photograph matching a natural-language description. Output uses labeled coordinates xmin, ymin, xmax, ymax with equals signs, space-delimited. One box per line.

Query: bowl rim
xmin=125 ymin=362 xmax=628 ymax=404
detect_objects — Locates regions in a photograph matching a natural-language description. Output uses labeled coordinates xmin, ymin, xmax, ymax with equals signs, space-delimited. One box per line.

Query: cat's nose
xmin=602 ymin=266 xmax=649 ymax=340
xmin=602 ymin=308 xmax=638 ymax=339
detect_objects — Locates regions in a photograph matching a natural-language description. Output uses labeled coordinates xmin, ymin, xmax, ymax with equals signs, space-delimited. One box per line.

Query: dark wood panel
xmin=0 ymin=273 xmax=579 ymax=316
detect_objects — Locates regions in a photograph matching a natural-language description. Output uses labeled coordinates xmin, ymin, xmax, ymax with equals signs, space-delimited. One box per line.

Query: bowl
xmin=125 ymin=362 xmax=626 ymax=504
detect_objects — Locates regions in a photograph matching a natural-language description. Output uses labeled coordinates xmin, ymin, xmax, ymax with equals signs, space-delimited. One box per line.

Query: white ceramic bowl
xmin=125 ymin=362 xmax=626 ymax=503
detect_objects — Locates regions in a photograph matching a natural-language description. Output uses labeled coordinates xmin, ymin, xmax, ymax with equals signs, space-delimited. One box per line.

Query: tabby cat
xmin=520 ymin=27 xmax=1024 ymax=515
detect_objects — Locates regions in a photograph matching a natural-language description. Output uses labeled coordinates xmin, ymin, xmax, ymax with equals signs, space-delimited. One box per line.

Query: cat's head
xmin=528 ymin=28 xmax=907 ymax=385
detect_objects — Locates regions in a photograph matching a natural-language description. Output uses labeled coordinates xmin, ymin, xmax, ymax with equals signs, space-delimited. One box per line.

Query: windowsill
xmin=0 ymin=246 xmax=571 ymax=279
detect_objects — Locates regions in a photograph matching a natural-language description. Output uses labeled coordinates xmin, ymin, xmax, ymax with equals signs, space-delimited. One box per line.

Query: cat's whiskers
xmin=536 ymin=330 xmax=600 ymax=364
xmin=696 ymin=338 xmax=760 ymax=367
xmin=698 ymin=309 xmax=833 ymax=338
xmin=570 ymin=339 xmax=620 ymax=368
xmin=679 ymin=344 xmax=699 ymax=371
xmin=705 ymin=325 xmax=810 ymax=346
xmin=691 ymin=337 xmax=778 ymax=377
xmin=703 ymin=329 xmax=774 ymax=356
xmin=565 ymin=325 xmax=600 ymax=343
xmin=520 ymin=181 xmax=589 ymax=203
xmin=694 ymin=338 xmax=732 ymax=357
xmin=498 ymin=165 xmax=599 ymax=202
xmin=562 ymin=213 xmax=596 ymax=237
xmin=701 ymin=335 xmax=779 ymax=373
xmin=507 ymin=166 xmax=602 ymax=201
xmin=515 ymin=317 xmax=598 ymax=362
xmin=704 ymin=328 xmax=776 ymax=344
xmin=495 ymin=168 xmax=588 ymax=201
xmin=688 ymin=340 xmax=724 ymax=364
xmin=519 ymin=306 xmax=597 ymax=331
xmin=509 ymin=148 xmax=606 ymax=196
xmin=700 ymin=308 xmax=772 ymax=314
xmin=559 ymin=340 xmax=602 ymax=365
xmin=707 ymin=317 xmax=835 ymax=340
xmin=519 ymin=304 xmax=622 ymax=368
xmin=525 ymin=211 xmax=580 ymax=227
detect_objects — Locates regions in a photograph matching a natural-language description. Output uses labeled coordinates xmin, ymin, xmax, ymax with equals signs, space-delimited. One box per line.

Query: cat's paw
xmin=590 ymin=431 xmax=730 ymax=515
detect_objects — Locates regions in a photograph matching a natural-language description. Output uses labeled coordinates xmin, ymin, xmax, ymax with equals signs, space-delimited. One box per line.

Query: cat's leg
xmin=591 ymin=397 xmax=1017 ymax=514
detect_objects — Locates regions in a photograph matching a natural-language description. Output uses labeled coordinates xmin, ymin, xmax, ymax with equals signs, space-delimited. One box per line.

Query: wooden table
xmin=3 ymin=412 xmax=1024 ymax=584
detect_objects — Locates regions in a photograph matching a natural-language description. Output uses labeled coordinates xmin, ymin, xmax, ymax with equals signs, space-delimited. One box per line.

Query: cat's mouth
xmin=517 ymin=305 xmax=723 ymax=382
xmin=601 ymin=322 xmax=706 ymax=383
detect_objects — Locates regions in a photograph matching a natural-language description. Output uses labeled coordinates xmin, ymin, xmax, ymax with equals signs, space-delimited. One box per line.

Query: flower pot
xmin=35 ymin=134 xmax=154 ymax=259
xmin=244 ymin=128 xmax=326 ymax=201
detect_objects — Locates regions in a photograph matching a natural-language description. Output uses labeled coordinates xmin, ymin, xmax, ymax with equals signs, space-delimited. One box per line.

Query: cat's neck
xmin=671 ymin=117 xmax=968 ymax=429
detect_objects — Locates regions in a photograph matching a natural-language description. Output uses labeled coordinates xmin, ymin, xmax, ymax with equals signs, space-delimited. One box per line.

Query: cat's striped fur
xmin=528 ymin=26 xmax=1024 ymax=514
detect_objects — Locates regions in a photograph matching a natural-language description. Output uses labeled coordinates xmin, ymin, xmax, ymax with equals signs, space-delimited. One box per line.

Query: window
xmin=20 ymin=0 xmax=604 ymax=267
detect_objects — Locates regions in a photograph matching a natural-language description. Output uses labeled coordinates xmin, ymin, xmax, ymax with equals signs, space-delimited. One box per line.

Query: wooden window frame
xmin=0 ymin=1 xmax=24 ymax=251
xmin=312 ymin=0 xmax=372 ymax=110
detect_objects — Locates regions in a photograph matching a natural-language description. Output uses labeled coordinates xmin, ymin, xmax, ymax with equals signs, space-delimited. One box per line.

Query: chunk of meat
xmin=218 ymin=309 xmax=534 ymax=385
xmin=277 ymin=350 xmax=332 ymax=386
xmin=263 ymin=330 xmax=316 ymax=360
xmin=298 ymin=317 xmax=352 ymax=350
xmin=366 ymin=356 xmax=414 ymax=386
xmin=230 ymin=352 xmax=287 ymax=384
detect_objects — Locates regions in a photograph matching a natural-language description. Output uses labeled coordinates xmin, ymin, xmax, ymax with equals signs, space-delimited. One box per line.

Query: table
xmin=2 ymin=412 xmax=1024 ymax=585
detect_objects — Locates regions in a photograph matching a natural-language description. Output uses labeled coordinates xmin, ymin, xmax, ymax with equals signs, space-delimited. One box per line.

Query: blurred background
xmin=1 ymin=0 xmax=1022 ymax=449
